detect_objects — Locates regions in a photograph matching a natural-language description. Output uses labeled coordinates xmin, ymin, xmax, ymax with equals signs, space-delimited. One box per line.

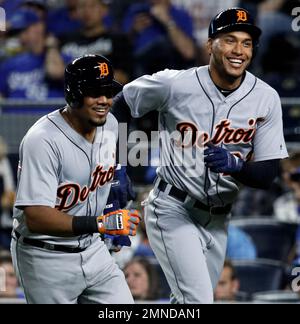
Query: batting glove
xmin=103 ymin=234 xmax=132 ymax=252
xmin=102 ymin=199 xmax=132 ymax=252
xmin=97 ymin=209 xmax=141 ymax=236
xmin=110 ymin=165 xmax=136 ymax=208
xmin=204 ymin=142 xmax=244 ymax=174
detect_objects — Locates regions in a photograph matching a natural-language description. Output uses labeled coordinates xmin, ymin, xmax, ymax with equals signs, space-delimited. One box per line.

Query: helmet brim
xmin=80 ymin=79 xmax=123 ymax=98
xmin=211 ymin=23 xmax=262 ymax=42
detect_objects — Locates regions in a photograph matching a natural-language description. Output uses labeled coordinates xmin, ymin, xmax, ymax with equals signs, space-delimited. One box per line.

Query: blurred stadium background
xmin=0 ymin=0 xmax=300 ymax=304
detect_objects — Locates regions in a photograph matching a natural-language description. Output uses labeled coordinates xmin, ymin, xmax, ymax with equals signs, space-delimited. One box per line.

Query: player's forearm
xmin=24 ymin=206 xmax=78 ymax=237
xmin=23 ymin=206 xmax=139 ymax=237
xmin=232 ymin=159 xmax=280 ymax=189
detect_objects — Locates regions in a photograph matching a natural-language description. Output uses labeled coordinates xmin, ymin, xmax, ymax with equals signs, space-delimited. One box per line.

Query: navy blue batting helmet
xmin=208 ymin=8 xmax=262 ymax=43
xmin=64 ymin=54 xmax=122 ymax=109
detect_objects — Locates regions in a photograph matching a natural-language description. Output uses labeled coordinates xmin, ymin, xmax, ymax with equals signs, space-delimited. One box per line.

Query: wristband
xmin=72 ymin=216 xmax=98 ymax=235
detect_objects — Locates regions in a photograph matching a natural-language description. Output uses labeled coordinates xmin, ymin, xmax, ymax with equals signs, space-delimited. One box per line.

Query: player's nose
xmin=232 ymin=42 xmax=243 ymax=55
xmin=96 ymin=96 xmax=108 ymax=104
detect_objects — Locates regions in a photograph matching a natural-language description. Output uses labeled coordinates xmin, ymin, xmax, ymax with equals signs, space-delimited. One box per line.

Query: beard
xmin=88 ymin=118 xmax=107 ymax=127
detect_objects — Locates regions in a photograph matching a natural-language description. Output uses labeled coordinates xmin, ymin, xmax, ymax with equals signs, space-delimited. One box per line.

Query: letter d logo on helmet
xmin=208 ymin=7 xmax=262 ymax=44
xmin=98 ymin=62 xmax=110 ymax=77
xmin=64 ymin=54 xmax=122 ymax=109
xmin=236 ymin=10 xmax=248 ymax=22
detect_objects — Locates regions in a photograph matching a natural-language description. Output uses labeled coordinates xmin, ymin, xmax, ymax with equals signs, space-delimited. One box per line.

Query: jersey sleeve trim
xmin=14 ymin=200 xmax=55 ymax=209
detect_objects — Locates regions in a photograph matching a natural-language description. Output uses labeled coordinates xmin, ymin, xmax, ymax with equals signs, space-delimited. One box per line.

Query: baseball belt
xmin=14 ymin=231 xmax=87 ymax=253
xmin=157 ymin=179 xmax=232 ymax=215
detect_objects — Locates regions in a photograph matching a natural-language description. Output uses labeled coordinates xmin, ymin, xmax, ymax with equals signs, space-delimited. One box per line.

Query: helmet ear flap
xmin=64 ymin=80 xmax=83 ymax=109
xmin=69 ymin=98 xmax=82 ymax=109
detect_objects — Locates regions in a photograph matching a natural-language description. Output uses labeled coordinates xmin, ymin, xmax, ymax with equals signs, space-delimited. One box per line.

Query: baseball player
xmin=112 ymin=8 xmax=288 ymax=303
xmin=10 ymin=54 xmax=141 ymax=304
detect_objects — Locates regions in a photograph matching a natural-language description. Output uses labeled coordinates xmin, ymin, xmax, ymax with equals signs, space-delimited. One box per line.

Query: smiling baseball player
xmin=112 ymin=8 xmax=288 ymax=303
xmin=11 ymin=54 xmax=140 ymax=304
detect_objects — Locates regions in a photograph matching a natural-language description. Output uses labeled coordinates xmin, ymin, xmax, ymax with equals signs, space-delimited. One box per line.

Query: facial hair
xmin=88 ymin=118 xmax=107 ymax=127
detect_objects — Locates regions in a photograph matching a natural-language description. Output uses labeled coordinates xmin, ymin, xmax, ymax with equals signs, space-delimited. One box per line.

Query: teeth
xmin=228 ymin=59 xmax=243 ymax=64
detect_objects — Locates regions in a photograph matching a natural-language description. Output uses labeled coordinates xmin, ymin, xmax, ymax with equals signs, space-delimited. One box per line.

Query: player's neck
xmin=62 ymin=108 xmax=96 ymax=143
xmin=208 ymin=67 xmax=245 ymax=91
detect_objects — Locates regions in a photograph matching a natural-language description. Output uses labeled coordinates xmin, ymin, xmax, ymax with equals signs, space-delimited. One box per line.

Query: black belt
xmin=157 ymin=179 xmax=231 ymax=215
xmin=14 ymin=231 xmax=86 ymax=253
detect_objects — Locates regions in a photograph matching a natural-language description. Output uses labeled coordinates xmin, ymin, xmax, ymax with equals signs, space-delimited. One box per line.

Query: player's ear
xmin=206 ymin=38 xmax=213 ymax=56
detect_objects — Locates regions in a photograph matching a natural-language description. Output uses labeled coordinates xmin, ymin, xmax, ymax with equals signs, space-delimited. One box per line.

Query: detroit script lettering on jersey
xmin=175 ymin=118 xmax=260 ymax=148
xmin=56 ymin=165 xmax=114 ymax=211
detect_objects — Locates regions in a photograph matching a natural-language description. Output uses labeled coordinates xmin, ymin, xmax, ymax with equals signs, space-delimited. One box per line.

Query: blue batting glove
xmin=110 ymin=165 xmax=136 ymax=208
xmin=204 ymin=142 xmax=244 ymax=174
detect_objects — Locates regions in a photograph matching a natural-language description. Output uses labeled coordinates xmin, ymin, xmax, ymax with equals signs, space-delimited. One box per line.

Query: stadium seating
xmin=232 ymin=259 xmax=285 ymax=295
xmin=230 ymin=218 xmax=297 ymax=262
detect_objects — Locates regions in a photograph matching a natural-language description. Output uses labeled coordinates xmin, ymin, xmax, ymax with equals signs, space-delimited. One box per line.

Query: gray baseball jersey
xmin=11 ymin=108 xmax=134 ymax=304
xmin=123 ymin=66 xmax=288 ymax=303
xmin=13 ymin=108 xmax=117 ymax=247
xmin=124 ymin=66 xmax=288 ymax=205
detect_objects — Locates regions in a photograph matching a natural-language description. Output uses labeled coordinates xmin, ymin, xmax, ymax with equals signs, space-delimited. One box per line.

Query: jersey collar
xmin=47 ymin=108 xmax=95 ymax=153
xmin=196 ymin=66 xmax=257 ymax=105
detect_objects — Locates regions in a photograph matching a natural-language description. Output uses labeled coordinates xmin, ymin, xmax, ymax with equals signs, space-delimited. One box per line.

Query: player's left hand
xmin=204 ymin=142 xmax=244 ymax=174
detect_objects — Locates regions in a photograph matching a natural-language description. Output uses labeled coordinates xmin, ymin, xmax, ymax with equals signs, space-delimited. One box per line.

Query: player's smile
xmin=226 ymin=57 xmax=245 ymax=68
xmin=86 ymin=96 xmax=113 ymax=124
xmin=224 ymin=55 xmax=249 ymax=76
xmin=92 ymin=105 xmax=110 ymax=117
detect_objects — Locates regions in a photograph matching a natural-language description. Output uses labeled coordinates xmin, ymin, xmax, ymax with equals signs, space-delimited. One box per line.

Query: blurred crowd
xmin=0 ymin=0 xmax=300 ymax=303
xmin=0 ymin=0 xmax=299 ymax=99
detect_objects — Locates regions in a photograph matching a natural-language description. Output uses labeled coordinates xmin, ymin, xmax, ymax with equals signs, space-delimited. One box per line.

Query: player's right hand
xmin=97 ymin=209 xmax=141 ymax=236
